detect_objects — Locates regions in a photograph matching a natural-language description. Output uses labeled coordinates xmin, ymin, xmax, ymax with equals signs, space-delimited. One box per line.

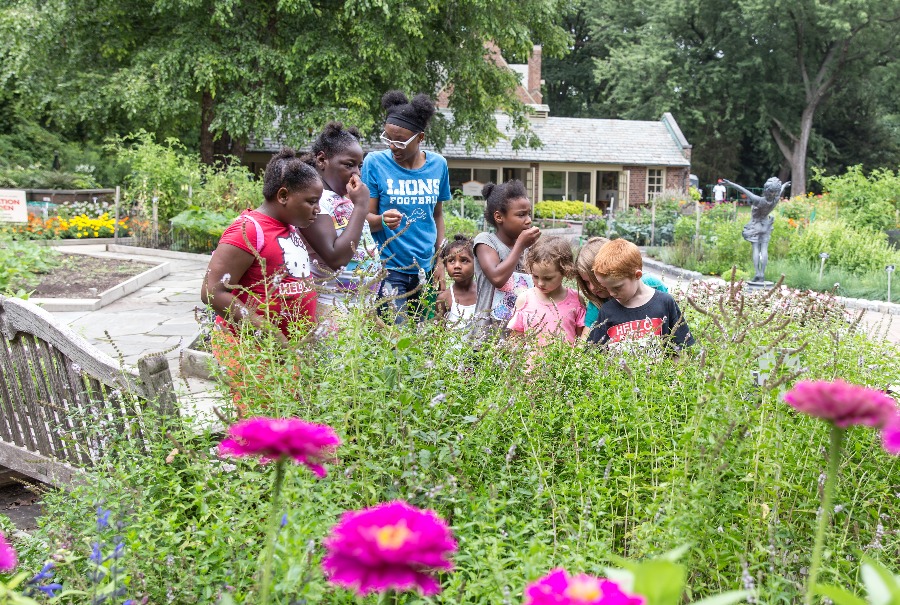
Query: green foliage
xmin=817 ymin=556 xmax=900 ymax=605
xmin=169 ymin=207 xmax=238 ymax=253
xmin=582 ymin=216 xmax=608 ymax=237
xmin=814 ymin=165 xmax=900 ymax=231
xmin=449 ymin=192 xmax=486 ymax=222
xmin=788 ymin=219 xmax=900 ymax=274
xmin=444 ymin=214 xmax=480 ymax=238
xmin=107 ymin=131 xmax=200 ymax=223
xmin=18 ymin=285 xmax=900 ymax=603
xmin=607 ymin=201 xmax=679 ymax=245
xmin=534 ymin=200 xmax=603 ymax=219
xmin=192 ymin=161 xmax=263 ymax=215
xmin=0 ymin=236 xmax=57 ymax=292
xmin=3 ymin=0 xmax=571 ymax=157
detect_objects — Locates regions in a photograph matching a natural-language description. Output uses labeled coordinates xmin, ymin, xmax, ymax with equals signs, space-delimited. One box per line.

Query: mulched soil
xmin=0 ymin=478 xmax=43 ymax=531
xmin=28 ymin=254 xmax=154 ymax=298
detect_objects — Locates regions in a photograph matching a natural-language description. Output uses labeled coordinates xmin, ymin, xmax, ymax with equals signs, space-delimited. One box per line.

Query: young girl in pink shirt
xmin=507 ymin=236 xmax=585 ymax=345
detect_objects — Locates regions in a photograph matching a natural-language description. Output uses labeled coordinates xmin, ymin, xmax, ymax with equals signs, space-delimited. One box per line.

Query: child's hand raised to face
xmin=346 ymin=174 xmax=370 ymax=204
xmin=516 ymin=226 xmax=541 ymax=249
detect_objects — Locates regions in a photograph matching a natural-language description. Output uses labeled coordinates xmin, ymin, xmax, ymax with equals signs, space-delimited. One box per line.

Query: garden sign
xmin=0 ymin=189 xmax=27 ymax=223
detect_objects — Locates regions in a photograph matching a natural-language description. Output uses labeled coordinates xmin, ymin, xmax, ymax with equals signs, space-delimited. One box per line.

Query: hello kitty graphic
xmin=277 ymin=230 xmax=311 ymax=278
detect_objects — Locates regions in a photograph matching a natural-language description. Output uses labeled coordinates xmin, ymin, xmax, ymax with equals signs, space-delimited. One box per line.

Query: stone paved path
xmin=48 ymin=244 xmax=220 ymax=418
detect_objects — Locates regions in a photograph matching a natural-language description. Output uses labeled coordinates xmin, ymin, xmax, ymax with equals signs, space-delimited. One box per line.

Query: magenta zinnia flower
xmin=524 ymin=569 xmax=646 ymax=605
xmin=218 ymin=417 xmax=340 ymax=477
xmin=0 ymin=532 xmax=17 ymax=572
xmin=321 ymin=500 xmax=457 ymax=595
xmin=783 ymin=380 xmax=897 ymax=428
xmin=883 ymin=413 xmax=900 ymax=455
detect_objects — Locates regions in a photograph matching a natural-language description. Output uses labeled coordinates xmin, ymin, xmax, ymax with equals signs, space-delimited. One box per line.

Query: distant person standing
xmin=713 ymin=179 xmax=727 ymax=204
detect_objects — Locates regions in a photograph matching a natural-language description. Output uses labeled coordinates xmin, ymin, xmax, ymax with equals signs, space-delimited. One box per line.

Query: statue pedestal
xmin=746 ymin=280 xmax=774 ymax=291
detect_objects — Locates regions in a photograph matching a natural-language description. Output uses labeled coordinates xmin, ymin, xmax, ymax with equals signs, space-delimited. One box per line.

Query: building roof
xmin=426 ymin=113 xmax=691 ymax=167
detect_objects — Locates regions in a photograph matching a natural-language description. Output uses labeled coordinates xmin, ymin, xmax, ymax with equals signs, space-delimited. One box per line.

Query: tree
xmin=584 ymin=0 xmax=900 ymax=195
xmin=2 ymin=0 xmax=571 ymax=163
xmin=747 ymin=0 xmax=900 ymax=195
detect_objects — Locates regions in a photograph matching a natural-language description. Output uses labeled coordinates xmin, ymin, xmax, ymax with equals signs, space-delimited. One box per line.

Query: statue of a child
xmin=722 ymin=177 xmax=790 ymax=283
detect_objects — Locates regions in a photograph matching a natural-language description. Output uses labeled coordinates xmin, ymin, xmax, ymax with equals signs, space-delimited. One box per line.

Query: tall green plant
xmin=814 ymin=166 xmax=900 ymax=231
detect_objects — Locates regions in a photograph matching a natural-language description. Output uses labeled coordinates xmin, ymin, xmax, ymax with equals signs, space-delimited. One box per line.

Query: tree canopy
xmin=542 ymin=0 xmax=900 ymax=195
xmin=1 ymin=0 xmax=570 ymax=163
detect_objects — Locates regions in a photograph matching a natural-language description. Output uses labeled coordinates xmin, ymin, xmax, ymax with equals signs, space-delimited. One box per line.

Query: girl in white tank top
xmin=436 ymin=235 xmax=477 ymax=329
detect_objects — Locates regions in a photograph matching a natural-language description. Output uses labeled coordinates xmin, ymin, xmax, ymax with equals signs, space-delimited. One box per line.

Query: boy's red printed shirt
xmin=217 ymin=209 xmax=317 ymax=336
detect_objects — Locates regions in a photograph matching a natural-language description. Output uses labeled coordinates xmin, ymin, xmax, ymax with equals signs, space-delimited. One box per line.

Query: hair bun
xmin=453 ymin=233 xmax=468 ymax=242
xmin=481 ymin=182 xmax=496 ymax=198
xmin=381 ymin=90 xmax=409 ymax=111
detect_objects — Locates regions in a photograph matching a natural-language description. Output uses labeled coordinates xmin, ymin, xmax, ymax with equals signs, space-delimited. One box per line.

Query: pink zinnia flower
xmin=321 ymin=500 xmax=457 ymax=595
xmin=883 ymin=413 xmax=900 ymax=455
xmin=783 ymin=380 xmax=898 ymax=428
xmin=524 ymin=569 xmax=646 ymax=605
xmin=0 ymin=532 xmax=17 ymax=572
xmin=218 ymin=417 xmax=340 ymax=477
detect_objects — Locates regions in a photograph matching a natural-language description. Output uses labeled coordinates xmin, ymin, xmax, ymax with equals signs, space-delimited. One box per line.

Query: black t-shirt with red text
xmin=587 ymin=290 xmax=694 ymax=350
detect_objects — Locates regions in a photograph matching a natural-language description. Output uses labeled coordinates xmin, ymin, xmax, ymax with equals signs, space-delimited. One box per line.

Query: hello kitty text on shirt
xmin=217 ymin=210 xmax=317 ymax=334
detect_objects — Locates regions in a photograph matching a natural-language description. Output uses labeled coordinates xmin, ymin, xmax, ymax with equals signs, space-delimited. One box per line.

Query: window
xmin=567 ymin=172 xmax=592 ymax=204
xmin=647 ymin=169 xmax=665 ymax=197
xmin=542 ymin=171 xmax=565 ymax=200
xmin=473 ymin=169 xmax=498 ymax=185
xmin=449 ymin=168 xmax=471 ymax=192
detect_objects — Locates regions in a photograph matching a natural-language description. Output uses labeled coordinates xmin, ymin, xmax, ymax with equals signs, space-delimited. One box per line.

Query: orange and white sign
xmin=0 ymin=189 xmax=27 ymax=223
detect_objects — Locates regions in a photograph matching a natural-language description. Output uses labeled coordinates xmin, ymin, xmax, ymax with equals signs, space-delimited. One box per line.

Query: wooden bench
xmin=0 ymin=295 xmax=176 ymax=488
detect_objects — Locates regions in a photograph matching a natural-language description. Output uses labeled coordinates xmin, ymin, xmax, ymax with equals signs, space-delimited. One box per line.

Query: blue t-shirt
xmin=585 ymin=275 xmax=669 ymax=328
xmin=362 ymin=149 xmax=451 ymax=273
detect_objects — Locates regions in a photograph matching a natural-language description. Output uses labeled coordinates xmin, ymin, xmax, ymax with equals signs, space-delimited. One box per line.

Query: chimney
xmin=527 ymin=45 xmax=543 ymax=104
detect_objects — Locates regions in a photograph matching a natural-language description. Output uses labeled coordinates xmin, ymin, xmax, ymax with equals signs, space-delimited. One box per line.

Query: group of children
xmin=201 ymin=88 xmax=694 ymax=355
xmin=434 ymin=179 xmax=694 ymax=350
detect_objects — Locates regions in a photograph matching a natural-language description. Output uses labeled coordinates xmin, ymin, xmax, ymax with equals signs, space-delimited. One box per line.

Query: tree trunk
xmin=200 ymin=90 xmax=215 ymax=165
xmin=789 ymin=104 xmax=816 ymax=197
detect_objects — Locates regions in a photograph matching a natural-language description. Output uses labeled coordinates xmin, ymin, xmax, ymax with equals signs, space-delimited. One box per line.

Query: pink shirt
xmin=507 ymin=287 xmax=585 ymax=345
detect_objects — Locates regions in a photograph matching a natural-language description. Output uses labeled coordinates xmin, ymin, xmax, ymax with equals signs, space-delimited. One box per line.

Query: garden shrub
xmin=607 ymin=201 xmax=679 ymax=246
xmin=17 ymin=284 xmax=900 ymax=604
xmin=169 ymin=207 xmax=238 ymax=253
xmin=192 ymin=161 xmax=263 ymax=215
xmin=814 ymin=165 xmax=900 ymax=232
xmin=107 ymin=130 xmax=201 ymax=224
xmin=444 ymin=214 xmax=480 ymax=238
xmin=582 ymin=216 xmax=608 ymax=238
xmin=533 ymin=200 xmax=602 ymax=219
xmin=788 ymin=219 xmax=900 ymax=274
xmin=0 ymin=236 xmax=57 ymax=292
xmin=448 ymin=192 xmax=486 ymax=221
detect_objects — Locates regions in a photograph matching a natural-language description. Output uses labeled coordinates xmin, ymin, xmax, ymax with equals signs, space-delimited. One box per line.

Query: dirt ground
xmin=0 ymin=479 xmax=43 ymax=531
xmin=27 ymin=253 xmax=153 ymax=298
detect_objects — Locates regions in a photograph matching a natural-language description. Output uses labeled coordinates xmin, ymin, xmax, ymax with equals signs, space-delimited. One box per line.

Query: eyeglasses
xmin=379 ymin=131 xmax=420 ymax=149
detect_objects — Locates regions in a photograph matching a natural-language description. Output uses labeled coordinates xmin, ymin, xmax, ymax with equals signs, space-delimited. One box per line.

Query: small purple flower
xmin=28 ymin=561 xmax=56 ymax=583
xmin=96 ymin=507 xmax=111 ymax=530
xmin=35 ymin=583 xmax=63 ymax=597
xmin=111 ymin=541 xmax=125 ymax=560
xmin=90 ymin=542 xmax=105 ymax=564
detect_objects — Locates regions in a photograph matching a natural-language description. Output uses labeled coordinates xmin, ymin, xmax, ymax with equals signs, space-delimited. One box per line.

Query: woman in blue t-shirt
xmin=363 ymin=90 xmax=450 ymax=323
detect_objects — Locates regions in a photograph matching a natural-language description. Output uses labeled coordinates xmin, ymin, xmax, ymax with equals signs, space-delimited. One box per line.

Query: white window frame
xmin=646 ymin=168 xmax=666 ymax=200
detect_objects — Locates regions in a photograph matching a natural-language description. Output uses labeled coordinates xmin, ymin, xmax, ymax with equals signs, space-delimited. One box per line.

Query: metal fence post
xmin=113 ymin=186 xmax=121 ymax=243
xmin=152 ymin=196 xmax=159 ymax=249
xmin=650 ymin=196 xmax=657 ymax=247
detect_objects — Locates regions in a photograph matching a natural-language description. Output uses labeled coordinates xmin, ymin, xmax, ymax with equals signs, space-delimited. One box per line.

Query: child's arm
xmin=505 ymin=291 xmax=529 ymax=338
xmin=475 ymin=227 xmax=540 ymax=289
xmin=434 ymin=289 xmax=451 ymax=321
xmin=201 ymin=244 xmax=288 ymax=343
xmin=301 ymin=176 xmax=369 ymax=270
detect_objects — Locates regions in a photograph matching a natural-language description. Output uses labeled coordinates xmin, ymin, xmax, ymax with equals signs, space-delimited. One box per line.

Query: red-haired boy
xmin=586 ymin=239 xmax=694 ymax=349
